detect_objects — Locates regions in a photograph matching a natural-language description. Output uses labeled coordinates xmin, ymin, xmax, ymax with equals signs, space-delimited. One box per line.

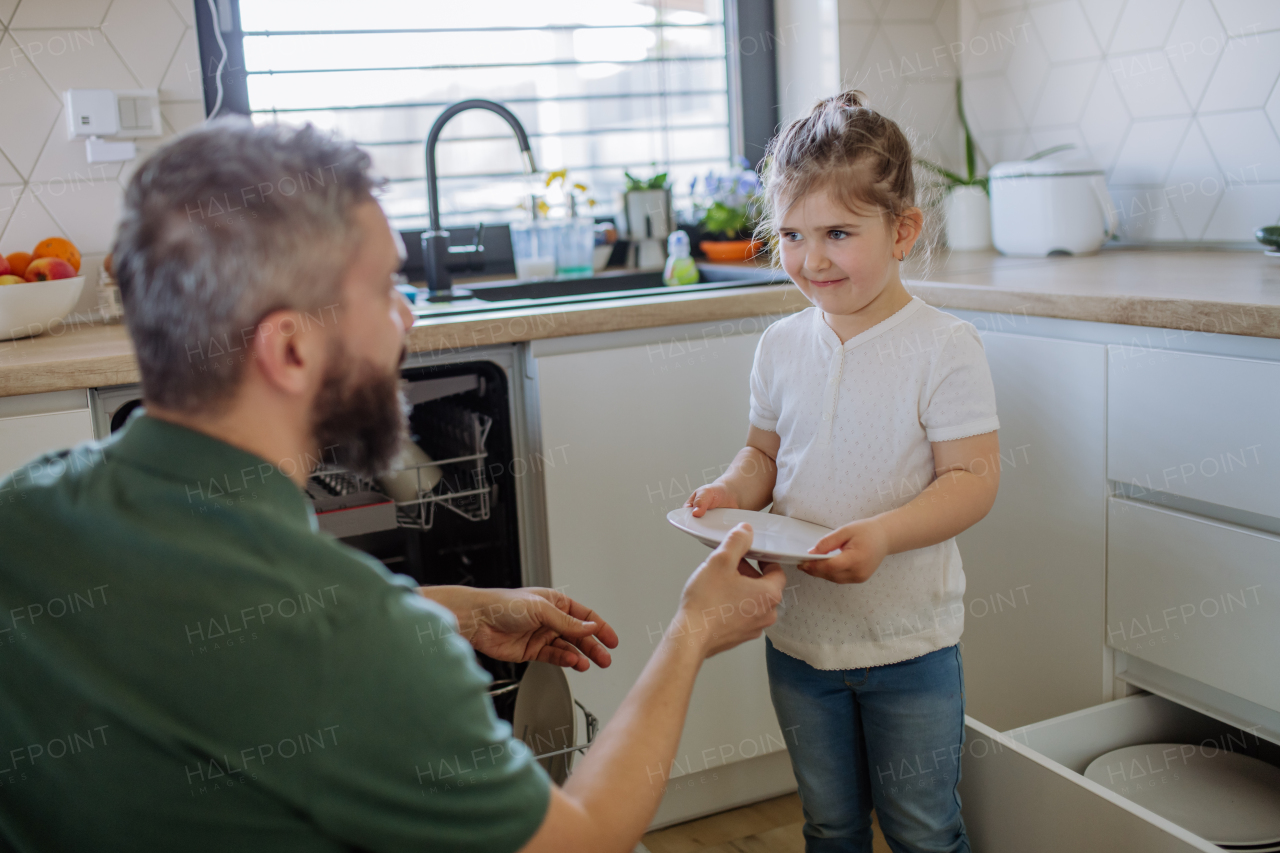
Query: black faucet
xmin=422 ymin=99 xmax=538 ymax=301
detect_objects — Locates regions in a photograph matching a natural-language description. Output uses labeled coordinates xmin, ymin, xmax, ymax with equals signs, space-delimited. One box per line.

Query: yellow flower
xmin=545 ymin=169 xmax=568 ymax=188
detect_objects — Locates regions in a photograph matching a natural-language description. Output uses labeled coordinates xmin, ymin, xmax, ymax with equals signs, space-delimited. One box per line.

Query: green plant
xmin=919 ymin=78 xmax=1074 ymax=197
xmin=692 ymin=161 xmax=762 ymax=240
xmin=624 ymin=169 xmax=669 ymax=191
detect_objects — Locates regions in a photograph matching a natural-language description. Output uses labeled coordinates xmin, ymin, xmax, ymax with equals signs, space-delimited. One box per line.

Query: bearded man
xmin=0 ymin=120 xmax=784 ymax=852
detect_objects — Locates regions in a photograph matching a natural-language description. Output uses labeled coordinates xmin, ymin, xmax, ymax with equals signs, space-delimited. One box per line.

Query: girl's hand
xmin=685 ymin=483 xmax=739 ymax=518
xmin=797 ymin=518 xmax=890 ymax=583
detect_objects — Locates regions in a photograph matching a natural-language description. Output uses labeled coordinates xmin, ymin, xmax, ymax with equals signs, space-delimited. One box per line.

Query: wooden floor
xmin=641 ymin=793 xmax=892 ymax=853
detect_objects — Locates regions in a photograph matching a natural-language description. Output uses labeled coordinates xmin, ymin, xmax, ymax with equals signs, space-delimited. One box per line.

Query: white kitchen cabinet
xmin=531 ymin=318 xmax=795 ymax=824
xmin=0 ymin=389 xmax=95 ymax=482
xmin=954 ymin=331 xmax=1108 ymax=731
xmin=1107 ymin=498 xmax=1280 ymax=719
xmin=1108 ymin=348 xmax=1280 ymax=518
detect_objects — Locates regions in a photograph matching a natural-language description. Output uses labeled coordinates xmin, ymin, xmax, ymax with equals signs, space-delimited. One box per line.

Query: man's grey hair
xmin=112 ymin=118 xmax=382 ymax=413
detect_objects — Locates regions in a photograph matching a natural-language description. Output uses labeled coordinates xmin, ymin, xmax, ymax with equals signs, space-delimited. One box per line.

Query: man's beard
xmin=310 ymin=341 xmax=409 ymax=481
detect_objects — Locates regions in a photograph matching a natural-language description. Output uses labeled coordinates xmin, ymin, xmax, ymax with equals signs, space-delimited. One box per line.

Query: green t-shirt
xmin=0 ymin=412 xmax=550 ymax=852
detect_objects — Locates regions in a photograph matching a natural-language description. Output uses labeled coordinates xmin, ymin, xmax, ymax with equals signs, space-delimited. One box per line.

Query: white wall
xmin=956 ymin=0 xmax=1280 ymax=244
xmin=0 ymin=0 xmax=205 ymax=314
xmin=777 ymin=0 xmax=1280 ymax=245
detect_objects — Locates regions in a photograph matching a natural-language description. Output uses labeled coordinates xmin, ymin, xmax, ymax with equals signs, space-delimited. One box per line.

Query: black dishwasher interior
xmin=308 ymin=359 xmax=522 ymax=593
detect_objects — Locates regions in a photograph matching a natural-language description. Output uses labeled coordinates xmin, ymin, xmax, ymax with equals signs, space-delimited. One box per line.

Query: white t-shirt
xmin=749 ymin=296 xmax=1000 ymax=669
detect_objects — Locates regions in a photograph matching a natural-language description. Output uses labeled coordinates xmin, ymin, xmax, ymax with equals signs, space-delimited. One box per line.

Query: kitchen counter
xmin=1 ymin=247 xmax=1276 ymax=398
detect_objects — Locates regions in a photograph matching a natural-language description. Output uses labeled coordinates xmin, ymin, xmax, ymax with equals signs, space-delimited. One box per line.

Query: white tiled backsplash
xmin=0 ymin=0 xmax=204 ymax=314
xmin=786 ymin=0 xmax=1280 ymax=245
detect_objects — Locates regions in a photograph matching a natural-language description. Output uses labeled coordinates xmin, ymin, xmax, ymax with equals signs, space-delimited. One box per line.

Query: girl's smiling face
xmin=777 ymin=187 xmax=921 ymax=318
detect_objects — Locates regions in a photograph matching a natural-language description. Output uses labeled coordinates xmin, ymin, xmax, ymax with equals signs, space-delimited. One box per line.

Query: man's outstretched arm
xmin=519 ymin=525 xmax=785 ymax=853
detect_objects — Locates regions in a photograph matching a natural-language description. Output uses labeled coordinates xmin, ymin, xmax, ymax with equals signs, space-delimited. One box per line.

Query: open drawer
xmin=959 ymin=694 xmax=1279 ymax=852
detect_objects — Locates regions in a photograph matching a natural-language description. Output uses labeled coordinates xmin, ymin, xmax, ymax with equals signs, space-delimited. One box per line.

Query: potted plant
xmin=691 ymin=159 xmax=763 ymax=262
xmin=920 ymin=79 xmax=1073 ymax=251
xmin=620 ymin=168 xmax=673 ymax=268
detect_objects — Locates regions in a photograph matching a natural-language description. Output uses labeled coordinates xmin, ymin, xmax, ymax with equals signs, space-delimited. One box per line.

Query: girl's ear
xmin=894 ymin=207 xmax=924 ymax=257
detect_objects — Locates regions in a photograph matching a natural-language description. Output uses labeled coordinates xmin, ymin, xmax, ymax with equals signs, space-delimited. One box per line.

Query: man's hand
xmin=674 ymin=523 xmax=788 ymax=658
xmin=684 ymin=483 xmax=739 ymax=518
xmin=797 ymin=517 xmax=890 ymax=584
xmin=419 ymin=587 xmax=619 ymax=672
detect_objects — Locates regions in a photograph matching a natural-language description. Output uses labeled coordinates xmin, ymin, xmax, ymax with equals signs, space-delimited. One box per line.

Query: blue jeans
xmin=765 ymin=639 xmax=970 ymax=853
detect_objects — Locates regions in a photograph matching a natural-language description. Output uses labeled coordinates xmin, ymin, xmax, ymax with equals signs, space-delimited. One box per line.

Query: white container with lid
xmin=988 ymin=147 xmax=1120 ymax=257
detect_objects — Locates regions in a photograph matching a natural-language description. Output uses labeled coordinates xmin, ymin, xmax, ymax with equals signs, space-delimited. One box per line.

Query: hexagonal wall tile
xmin=1203 ymin=182 xmax=1280 ymax=241
xmin=964 ymin=74 xmax=1024 ymax=134
xmin=160 ymin=100 xmax=205 ymax=135
xmin=10 ymin=0 xmax=111 ymax=28
xmin=35 ymin=178 xmax=123 ymax=254
xmin=0 ymin=152 xmax=20 ymax=184
xmin=1199 ymin=110 xmax=1280 ymax=182
xmin=1111 ymin=117 xmax=1190 ymax=185
xmin=167 ymin=0 xmax=195 ymax=27
xmin=1200 ymin=30 xmax=1280 ymax=112
xmin=881 ymin=0 xmax=943 ymax=22
xmin=30 ymin=107 xmax=123 ymax=184
xmin=160 ymin=27 xmax=203 ymax=101
xmin=963 ymin=9 xmax=1030 ymax=77
xmin=1211 ymin=0 xmax=1280 ymax=37
xmin=1108 ymin=0 xmax=1180 ymax=54
xmin=1029 ymin=1 xmax=1102 ymax=63
xmin=1030 ymin=60 xmax=1100 ymax=127
xmin=1164 ymin=0 xmax=1226 ymax=108
xmin=0 ymin=31 xmax=62 ymax=178
xmin=1165 ymin=122 xmax=1225 ymax=240
xmin=1004 ymin=22 xmax=1048 ymax=121
xmin=882 ymin=23 xmax=957 ymax=80
xmin=1110 ymin=185 xmax=1186 ymax=241
xmin=0 ymin=187 xmax=65 ymax=254
xmin=1078 ymin=0 xmax=1125 ymax=53
xmin=1110 ymin=50 xmax=1190 ymax=119
xmin=0 ymin=183 xmax=20 ymax=238
xmin=1078 ymin=62 xmax=1130 ymax=172
xmin=103 ymin=0 xmax=186 ymax=89
xmin=1268 ymin=81 xmax=1280 ymax=140
xmin=17 ymin=26 xmax=140 ymax=94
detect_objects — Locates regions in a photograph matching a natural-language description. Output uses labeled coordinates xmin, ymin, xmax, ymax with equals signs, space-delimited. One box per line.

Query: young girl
xmin=686 ymin=90 xmax=1001 ymax=853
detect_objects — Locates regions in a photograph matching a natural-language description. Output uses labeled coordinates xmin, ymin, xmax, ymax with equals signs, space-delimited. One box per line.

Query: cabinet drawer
xmin=1107 ymin=347 xmax=1280 ymax=517
xmin=1107 ymin=498 xmax=1280 ymax=714
xmin=0 ymin=408 xmax=95 ymax=479
xmin=960 ymin=694 xmax=1259 ymax=852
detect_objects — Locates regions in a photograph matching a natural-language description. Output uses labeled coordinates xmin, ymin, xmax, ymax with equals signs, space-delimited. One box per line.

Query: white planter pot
xmin=944 ymin=185 xmax=992 ymax=250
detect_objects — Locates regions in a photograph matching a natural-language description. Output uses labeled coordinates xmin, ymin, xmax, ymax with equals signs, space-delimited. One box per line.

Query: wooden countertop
xmin=2 ymin=247 xmax=1277 ymax=398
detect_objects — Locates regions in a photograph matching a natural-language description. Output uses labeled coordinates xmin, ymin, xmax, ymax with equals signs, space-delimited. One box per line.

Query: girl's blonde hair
xmin=757 ymin=90 xmax=936 ymax=268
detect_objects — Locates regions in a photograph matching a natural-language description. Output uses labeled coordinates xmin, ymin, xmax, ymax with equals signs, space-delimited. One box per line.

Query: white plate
xmin=666 ymin=507 xmax=837 ymax=565
xmin=1084 ymin=743 xmax=1280 ymax=846
xmin=512 ymin=662 xmax=576 ymax=785
xmin=0 ymin=276 xmax=87 ymax=341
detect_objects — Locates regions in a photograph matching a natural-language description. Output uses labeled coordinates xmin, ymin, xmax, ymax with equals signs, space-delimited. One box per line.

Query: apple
xmin=0 ymin=255 xmax=9 ymax=276
xmin=24 ymin=257 xmax=76 ymax=282
xmin=0 ymin=274 xmax=24 ymax=285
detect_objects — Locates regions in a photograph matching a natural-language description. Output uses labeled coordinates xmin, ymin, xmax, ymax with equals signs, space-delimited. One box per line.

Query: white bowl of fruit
xmin=0 ymin=237 xmax=88 ymax=342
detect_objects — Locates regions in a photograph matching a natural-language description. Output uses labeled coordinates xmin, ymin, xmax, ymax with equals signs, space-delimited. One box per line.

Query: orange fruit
xmin=6 ymin=251 xmax=32 ymax=277
xmin=32 ymin=237 xmax=80 ymax=273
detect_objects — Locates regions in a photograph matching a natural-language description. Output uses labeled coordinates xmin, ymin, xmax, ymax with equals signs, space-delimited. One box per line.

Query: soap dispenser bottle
xmin=663 ymin=230 xmax=698 ymax=286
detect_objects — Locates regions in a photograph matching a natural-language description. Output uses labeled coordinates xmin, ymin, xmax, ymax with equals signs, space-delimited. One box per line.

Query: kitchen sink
xmin=410 ymin=263 xmax=789 ymax=318
xmin=467 ymin=264 xmax=783 ymax=302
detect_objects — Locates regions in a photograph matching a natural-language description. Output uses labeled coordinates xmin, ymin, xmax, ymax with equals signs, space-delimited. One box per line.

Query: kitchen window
xmin=195 ymin=1 xmax=778 ymax=232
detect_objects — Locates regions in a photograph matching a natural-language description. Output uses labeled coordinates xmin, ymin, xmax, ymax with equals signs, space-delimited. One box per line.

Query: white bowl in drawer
xmin=0 ymin=276 xmax=87 ymax=341
xmin=959 ymin=694 xmax=1273 ymax=852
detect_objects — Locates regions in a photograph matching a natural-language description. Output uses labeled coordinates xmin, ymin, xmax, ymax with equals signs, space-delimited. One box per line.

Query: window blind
xmin=237 ymin=1 xmax=733 ymax=230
